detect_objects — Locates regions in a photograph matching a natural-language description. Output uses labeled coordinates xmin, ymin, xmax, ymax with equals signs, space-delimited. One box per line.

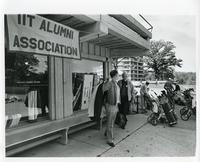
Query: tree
xmin=5 ymin=52 xmax=40 ymax=86
xmin=144 ymin=40 xmax=183 ymax=80
xmin=175 ymin=72 xmax=196 ymax=85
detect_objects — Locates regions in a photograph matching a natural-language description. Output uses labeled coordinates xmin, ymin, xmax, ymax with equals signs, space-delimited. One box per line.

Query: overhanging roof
xmin=41 ymin=14 xmax=151 ymax=57
xmin=80 ymin=15 xmax=150 ymax=50
xmin=109 ymin=15 xmax=152 ymax=39
xmin=86 ymin=34 xmax=138 ymax=49
xmin=41 ymin=14 xmax=97 ymax=30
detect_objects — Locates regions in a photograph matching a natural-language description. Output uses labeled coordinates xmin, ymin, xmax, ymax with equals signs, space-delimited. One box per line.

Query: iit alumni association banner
xmin=6 ymin=14 xmax=80 ymax=59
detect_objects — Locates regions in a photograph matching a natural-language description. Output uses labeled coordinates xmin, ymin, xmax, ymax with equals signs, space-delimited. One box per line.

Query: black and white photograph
xmin=0 ymin=0 xmax=199 ymax=161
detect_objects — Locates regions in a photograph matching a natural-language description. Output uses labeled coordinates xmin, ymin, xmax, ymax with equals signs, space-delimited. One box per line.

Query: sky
xmin=139 ymin=15 xmax=196 ymax=72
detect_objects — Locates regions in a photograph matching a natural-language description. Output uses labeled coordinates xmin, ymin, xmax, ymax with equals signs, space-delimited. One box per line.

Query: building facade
xmin=118 ymin=56 xmax=144 ymax=81
xmin=5 ymin=14 xmax=152 ymax=156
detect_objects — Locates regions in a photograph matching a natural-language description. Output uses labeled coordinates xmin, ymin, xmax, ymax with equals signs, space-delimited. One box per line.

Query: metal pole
xmin=136 ymin=95 xmax=139 ymax=113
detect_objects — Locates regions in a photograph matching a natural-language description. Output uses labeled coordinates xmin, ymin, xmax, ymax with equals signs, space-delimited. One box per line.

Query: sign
xmin=6 ymin=14 xmax=80 ymax=59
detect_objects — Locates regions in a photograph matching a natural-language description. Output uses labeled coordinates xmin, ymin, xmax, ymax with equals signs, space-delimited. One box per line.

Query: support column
xmin=103 ymin=62 xmax=107 ymax=80
xmin=104 ymin=60 xmax=112 ymax=80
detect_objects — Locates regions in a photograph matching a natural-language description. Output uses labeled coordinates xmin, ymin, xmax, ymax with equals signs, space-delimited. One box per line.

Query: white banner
xmin=6 ymin=14 xmax=80 ymax=59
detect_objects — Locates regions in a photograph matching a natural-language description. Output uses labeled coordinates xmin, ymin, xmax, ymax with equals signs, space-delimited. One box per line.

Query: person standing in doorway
xmin=140 ymin=81 xmax=150 ymax=113
xmin=117 ymin=72 xmax=135 ymax=126
xmin=103 ymin=70 xmax=120 ymax=147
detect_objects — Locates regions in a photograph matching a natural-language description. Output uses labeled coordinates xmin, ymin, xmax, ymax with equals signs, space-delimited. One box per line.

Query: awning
xmin=42 ymin=14 xmax=151 ymax=58
xmin=109 ymin=15 xmax=152 ymax=39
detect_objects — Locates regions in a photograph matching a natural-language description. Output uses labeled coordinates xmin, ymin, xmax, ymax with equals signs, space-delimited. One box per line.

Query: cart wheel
xmin=147 ymin=113 xmax=155 ymax=123
xmin=180 ymin=107 xmax=187 ymax=115
xmin=147 ymin=115 xmax=152 ymax=123
xmin=181 ymin=111 xmax=190 ymax=121
xmin=187 ymin=110 xmax=192 ymax=118
xmin=151 ymin=119 xmax=158 ymax=126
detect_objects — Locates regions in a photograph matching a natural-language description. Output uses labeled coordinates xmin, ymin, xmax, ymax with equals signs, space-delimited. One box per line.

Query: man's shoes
xmin=121 ymin=126 xmax=125 ymax=129
xmin=107 ymin=142 xmax=115 ymax=147
xmin=121 ymin=125 xmax=126 ymax=129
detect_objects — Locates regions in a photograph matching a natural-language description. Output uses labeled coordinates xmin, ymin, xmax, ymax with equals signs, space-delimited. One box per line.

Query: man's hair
xmin=110 ymin=70 xmax=118 ymax=78
xmin=122 ymin=72 xmax=127 ymax=77
xmin=146 ymin=81 xmax=150 ymax=85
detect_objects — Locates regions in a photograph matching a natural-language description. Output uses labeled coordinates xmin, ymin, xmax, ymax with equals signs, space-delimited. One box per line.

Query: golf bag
xmin=160 ymin=90 xmax=177 ymax=126
xmin=145 ymin=94 xmax=154 ymax=110
xmin=161 ymin=103 xmax=177 ymax=126
xmin=115 ymin=112 xmax=127 ymax=129
xmin=180 ymin=88 xmax=196 ymax=121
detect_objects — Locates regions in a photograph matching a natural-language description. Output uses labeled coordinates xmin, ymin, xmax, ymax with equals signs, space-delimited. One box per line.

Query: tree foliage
xmin=5 ymin=53 xmax=47 ymax=86
xmin=175 ymin=72 xmax=196 ymax=85
xmin=144 ymin=40 xmax=183 ymax=80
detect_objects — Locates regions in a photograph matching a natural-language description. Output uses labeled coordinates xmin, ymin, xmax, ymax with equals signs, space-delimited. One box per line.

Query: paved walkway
xmin=16 ymin=107 xmax=196 ymax=157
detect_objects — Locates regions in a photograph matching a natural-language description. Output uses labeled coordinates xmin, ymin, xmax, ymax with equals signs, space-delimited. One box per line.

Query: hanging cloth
xmin=9 ymin=114 xmax=22 ymax=128
xmin=94 ymin=83 xmax=105 ymax=121
xmin=28 ymin=90 xmax=38 ymax=120
xmin=88 ymin=84 xmax=101 ymax=117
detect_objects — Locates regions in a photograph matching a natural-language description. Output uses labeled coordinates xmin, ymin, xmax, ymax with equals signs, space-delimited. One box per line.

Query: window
xmin=71 ymin=59 xmax=103 ymax=112
xmin=5 ymin=52 xmax=49 ymax=128
xmin=123 ymin=61 xmax=129 ymax=64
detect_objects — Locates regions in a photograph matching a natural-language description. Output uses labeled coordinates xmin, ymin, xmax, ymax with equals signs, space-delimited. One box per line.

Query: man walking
xmin=117 ymin=72 xmax=135 ymax=127
xmin=140 ymin=81 xmax=150 ymax=113
xmin=103 ymin=70 xmax=120 ymax=147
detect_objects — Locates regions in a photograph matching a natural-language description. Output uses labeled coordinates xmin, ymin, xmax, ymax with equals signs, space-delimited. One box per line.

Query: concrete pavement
xmin=16 ymin=106 xmax=196 ymax=157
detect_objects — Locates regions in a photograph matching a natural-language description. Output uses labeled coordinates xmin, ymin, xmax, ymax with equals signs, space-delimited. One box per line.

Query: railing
xmin=133 ymin=14 xmax=153 ymax=32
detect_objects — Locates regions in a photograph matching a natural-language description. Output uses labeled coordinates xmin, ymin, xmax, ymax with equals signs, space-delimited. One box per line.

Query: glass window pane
xmin=71 ymin=59 xmax=103 ymax=112
xmin=5 ymin=53 xmax=49 ymax=128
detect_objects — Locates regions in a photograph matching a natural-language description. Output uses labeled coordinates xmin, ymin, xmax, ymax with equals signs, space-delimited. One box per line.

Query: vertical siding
xmin=95 ymin=45 xmax=100 ymax=56
xmin=100 ymin=47 xmax=106 ymax=57
xmin=105 ymin=48 xmax=110 ymax=58
xmin=48 ymin=42 xmax=110 ymax=121
xmin=49 ymin=56 xmax=73 ymax=120
xmin=89 ymin=43 xmax=95 ymax=55
xmin=81 ymin=42 xmax=109 ymax=62
xmin=63 ymin=58 xmax=73 ymax=117
xmin=82 ymin=42 xmax=88 ymax=54
xmin=49 ymin=56 xmax=56 ymax=120
xmin=54 ymin=57 xmax=64 ymax=120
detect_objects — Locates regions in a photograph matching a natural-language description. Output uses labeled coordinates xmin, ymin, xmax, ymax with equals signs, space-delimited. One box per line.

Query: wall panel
xmin=82 ymin=42 xmax=89 ymax=54
xmin=54 ymin=57 xmax=64 ymax=120
xmin=100 ymin=47 xmax=106 ymax=57
xmin=63 ymin=59 xmax=73 ymax=117
xmin=89 ymin=43 xmax=95 ymax=55
xmin=49 ymin=56 xmax=56 ymax=120
xmin=95 ymin=45 xmax=100 ymax=56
